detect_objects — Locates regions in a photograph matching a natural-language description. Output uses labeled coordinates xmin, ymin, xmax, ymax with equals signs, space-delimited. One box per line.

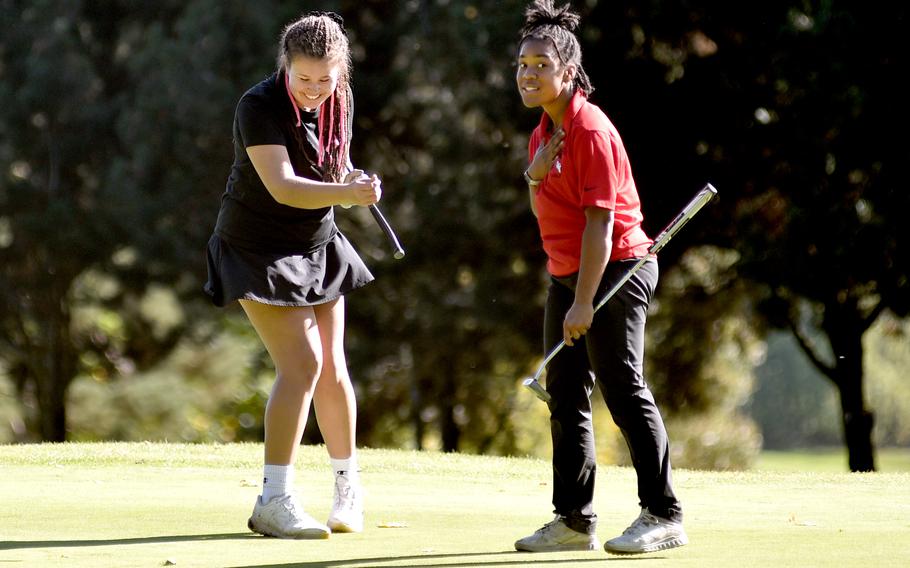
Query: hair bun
xmin=521 ymin=0 xmax=580 ymax=35
xmin=307 ymin=10 xmax=347 ymax=36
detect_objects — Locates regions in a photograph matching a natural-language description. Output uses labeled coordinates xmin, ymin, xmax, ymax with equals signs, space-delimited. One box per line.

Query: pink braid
xmin=317 ymin=100 xmax=326 ymax=166
xmin=284 ymin=73 xmax=302 ymax=127
xmin=339 ymin=93 xmax=348 ymax=162
xmin=327 ymin=91 xmax=336 ymax=158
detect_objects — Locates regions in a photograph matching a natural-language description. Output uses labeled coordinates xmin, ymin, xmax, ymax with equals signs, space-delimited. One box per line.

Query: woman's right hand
xmin=527 ymin=128 xmax=565 ymax=182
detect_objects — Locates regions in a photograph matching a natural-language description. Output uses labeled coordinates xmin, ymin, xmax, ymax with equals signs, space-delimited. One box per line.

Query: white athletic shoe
xmin=326 ymin=475 xmax=364 ymax=533
xmin=514 ymin=515 xmax=601 ymax=552
xmin=248 ymin=494 xmax=330 ymax=539
xmin=604 ymin=508 xmax=688 ymax=555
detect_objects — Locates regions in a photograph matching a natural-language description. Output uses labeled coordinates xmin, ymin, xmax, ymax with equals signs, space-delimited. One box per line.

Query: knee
xmin=603 ymin=385 xmax=657 ymax=424
xmin=318 ymin=352 xmax=351 ymax=384
xmin=277 ymin=355 xmax=322 ymax=391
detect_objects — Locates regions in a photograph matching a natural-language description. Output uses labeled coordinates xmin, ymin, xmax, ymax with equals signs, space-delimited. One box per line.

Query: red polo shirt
xmin=529 ymin=91 xmax=652 ymax=277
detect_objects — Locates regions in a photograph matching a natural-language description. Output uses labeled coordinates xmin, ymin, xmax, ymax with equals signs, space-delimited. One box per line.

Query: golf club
xmin=369 ymin=204 xmax=406 ymax=260
xmin=522 ymin=183 xmax=718 ymax=403
xmin=344 ymin=169 xmax=405 ymax=260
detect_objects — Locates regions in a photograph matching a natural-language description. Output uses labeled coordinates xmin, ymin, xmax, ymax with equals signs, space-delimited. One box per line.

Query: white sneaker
xmin=604 ymin=508 xmax=688 ymax=555
xmin=248 ymin=494 xmax=330 ymax=539
xmin=514 ymin=515 xmax=601 ymax=552
xmin=326 ymin=475 xmax=364 ymax=533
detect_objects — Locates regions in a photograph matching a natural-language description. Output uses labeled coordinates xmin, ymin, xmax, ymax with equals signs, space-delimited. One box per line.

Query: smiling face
xmin=516 ymin=37 xmax=575 ymax=110
xmin=286 ymin=55 xmax=341 ymax=111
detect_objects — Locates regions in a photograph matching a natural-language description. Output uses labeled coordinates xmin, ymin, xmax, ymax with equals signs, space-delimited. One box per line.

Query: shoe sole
xmin=515 ymin=542 xmax=601 ymax=552
xmin=248 ymin=518 xmax=330 ymax=539
xmin=327 ymin=520 xmax=363 ymax=533
xmin=604 ymin=536 xmax=687 ymax=555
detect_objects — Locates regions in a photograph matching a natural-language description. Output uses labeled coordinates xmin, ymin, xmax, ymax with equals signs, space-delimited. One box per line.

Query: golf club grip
xmin=369 ymin=204 xmax=405 ymax=259
xmin=648 ymin=183 xmax=718 ymax=255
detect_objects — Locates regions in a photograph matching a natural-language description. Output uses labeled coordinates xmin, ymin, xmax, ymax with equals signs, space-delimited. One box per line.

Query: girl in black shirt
xmin=205 ymin=12 xmax=377 ymax=539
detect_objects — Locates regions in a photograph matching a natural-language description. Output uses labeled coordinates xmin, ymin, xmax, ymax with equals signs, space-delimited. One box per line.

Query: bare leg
xmin=312 ymin=297 xmax=357 ymax=459
xmin=239 ymin=300 xmax=322 ymax=465
xmin=311 ymin=298 xmax=363 ymax=532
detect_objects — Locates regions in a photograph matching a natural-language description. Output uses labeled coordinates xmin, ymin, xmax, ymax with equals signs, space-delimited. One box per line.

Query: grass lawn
xmin=2 ymin=443 xmax=909 ymax=567
xmin=755 ymin=447 xmax=910 ymax=473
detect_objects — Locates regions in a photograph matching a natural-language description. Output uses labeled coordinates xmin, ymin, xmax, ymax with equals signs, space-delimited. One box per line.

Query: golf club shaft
xmin=524 ymin=183 xmax=718 ymax=402
xmin=369 ymin=204 xmax=405 ymax=259
xmin=526 ymin=254 xmax=652 ymax=396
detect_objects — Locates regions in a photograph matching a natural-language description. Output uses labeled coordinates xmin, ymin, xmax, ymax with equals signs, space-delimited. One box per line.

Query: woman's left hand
xmin=341 ymin=169 xmax=381 ymax=208
xmin=343 ymin=169 xmax=370 ymax=184
xmin=563 ymin=302 xmax=594 ymax=346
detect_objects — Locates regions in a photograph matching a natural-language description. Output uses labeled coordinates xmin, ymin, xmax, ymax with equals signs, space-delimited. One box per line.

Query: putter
xmin=343 ymin=169 xmax=405 ymax=259
xmin=522 ymin=183 xmax=718 ymax=402
xmin=369 ymin=204 xmax=406 ymax=259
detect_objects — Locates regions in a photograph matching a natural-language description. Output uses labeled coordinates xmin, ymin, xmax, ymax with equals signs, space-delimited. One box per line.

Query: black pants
xmin=544 ymin=258 xmax=681 ymax=534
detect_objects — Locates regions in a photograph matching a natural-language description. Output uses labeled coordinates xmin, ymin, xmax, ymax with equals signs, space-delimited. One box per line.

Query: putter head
xmin=522 ymin=377 xmax=551 ymax=403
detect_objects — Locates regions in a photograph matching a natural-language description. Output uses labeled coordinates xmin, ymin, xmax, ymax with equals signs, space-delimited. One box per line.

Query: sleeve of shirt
xmin=236 ymin=94 xmax=286 ymax=148
xmin=575 ymin=129 xmax=618 ymax=210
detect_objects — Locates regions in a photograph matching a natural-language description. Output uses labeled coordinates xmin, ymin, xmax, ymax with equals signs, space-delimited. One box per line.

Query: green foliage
xmin=751 ymin=313 xmax=910 ymax=450
xmin=335 ymin=1 xmax=547 ymax=453
xmin=586 ymin=0 xmax=910 ymax=470
xmin=750 ymin=331 xmax=842 ymax=449
xmin=0 ymin=0 xmax=330 ymax=439
xmin=66 ymin=321 xmax=264 ymax=442
xmin=1 ymin=0 xmax=905 ymax=473
xmin=641 ymin=246 xmax=765 ymax=468
xmin=864 ymin=314 xmax=910 ymax=446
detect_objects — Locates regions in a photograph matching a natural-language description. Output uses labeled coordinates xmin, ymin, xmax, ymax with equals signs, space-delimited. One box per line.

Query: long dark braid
xmin=519 ymin=0 xmax=594 ymax=96
xmin=278 ymin=12 xmax=353 ymax=183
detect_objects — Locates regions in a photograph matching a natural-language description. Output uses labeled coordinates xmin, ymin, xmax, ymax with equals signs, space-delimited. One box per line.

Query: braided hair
xmin=519 ymin=0 xmax=594 ymax=96
xmin=278 ymin=12 xmax=353 ymax=183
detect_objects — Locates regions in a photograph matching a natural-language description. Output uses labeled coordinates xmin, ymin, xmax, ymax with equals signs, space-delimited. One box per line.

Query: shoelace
xmin=536 ymin=515 xmax=564 ymax=534
xmin=334 ymin=479 xmax=357 ymax=511
xmin=281 ymin=496 xmax=304 ymax=517
xmin=623 ymin=512 xmax=659 ymax=535
xmin=271 ymin=496 xmax=306 ymax=528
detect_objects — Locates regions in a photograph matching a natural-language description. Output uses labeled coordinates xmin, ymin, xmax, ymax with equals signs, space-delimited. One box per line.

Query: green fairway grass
xmin=756 ymin=447 xmax=910 ymax=473
xmin=2 ymin=443 xmax=909 ymax=567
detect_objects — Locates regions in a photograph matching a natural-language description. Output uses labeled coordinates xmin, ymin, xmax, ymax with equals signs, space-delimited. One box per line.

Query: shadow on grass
xmin=1 ymin=535 xmax=668 ymax=566
xmin=0 ymin=532 xmax=255 ymax=550
xmin=229 ymin=551 xmax=665 ymax=567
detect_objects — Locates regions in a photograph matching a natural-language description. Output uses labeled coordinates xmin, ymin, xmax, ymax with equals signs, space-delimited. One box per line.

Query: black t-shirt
xmin=214 ymin=71 xmax=336 ymax=252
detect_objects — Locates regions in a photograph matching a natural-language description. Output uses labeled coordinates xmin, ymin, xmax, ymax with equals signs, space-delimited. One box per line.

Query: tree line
xmin=1 ymin=0 xmax=906 ymax=471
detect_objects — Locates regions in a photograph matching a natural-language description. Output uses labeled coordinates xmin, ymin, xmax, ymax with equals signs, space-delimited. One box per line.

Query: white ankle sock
xmin=262 ymin=464 xmax=293 ymax=503
xmin=330 ymin=456 xmax=359 ymax=481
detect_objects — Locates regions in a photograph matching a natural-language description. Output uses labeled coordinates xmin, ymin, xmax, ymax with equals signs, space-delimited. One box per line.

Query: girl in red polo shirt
xmin=513 ymin=0 xmax=687 ymax=555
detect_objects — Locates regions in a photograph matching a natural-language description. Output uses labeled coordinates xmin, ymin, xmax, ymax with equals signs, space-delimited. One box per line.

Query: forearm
xmin=271 ymin=176 xmax=350 ymax=209
xmin=247 ymin=145 xmax=354 ymax=209
xmin=575 ymin=212 xmax=613 ymax=305
xmin=528 ymin=185 xmax=538 ymax=217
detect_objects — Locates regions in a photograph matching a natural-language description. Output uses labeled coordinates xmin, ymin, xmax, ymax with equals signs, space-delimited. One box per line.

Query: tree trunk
xmin=36 ymin=377 xmax=68 ymax=442
xmin=34 ymin=283 xmax=76 ymax=442
xmin=840 ymin=402 xmax=875 ymax=472
xmin=440 ymin=374 xmax=460 ymax=452
xmin=824 ymin=300 xmax=877 ymax=472
xmin=441 ymin=405 xmax=460 ymax=452
xmin=412 ymin=380 xmax=425 ymax=451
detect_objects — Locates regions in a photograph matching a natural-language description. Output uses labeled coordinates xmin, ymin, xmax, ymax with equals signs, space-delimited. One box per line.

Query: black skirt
xmin=204 ymin=231 xmax=374 ymax=307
